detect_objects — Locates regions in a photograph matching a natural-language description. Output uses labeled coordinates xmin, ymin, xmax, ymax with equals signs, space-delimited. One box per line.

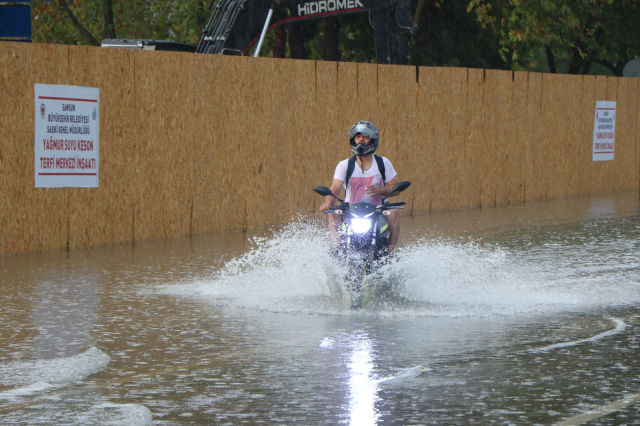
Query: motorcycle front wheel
xmin=345 ymin=254 xmax=373 ymax=309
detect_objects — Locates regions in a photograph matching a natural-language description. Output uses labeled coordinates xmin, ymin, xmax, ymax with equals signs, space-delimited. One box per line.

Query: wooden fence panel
xmin=565 ymin=75 xmax=590 ymax=196
xmin=1 ymin=42 xmax=640 ymax=256
xmin=414 ymin=67 xmax=438 ymax=212
xmin=484 ymin=69 xmax=514 ymax=207
xmin=203 ymin=55 xmax=250 ymax=231
xmin=376 ymin=64 xmax=415 ymax=203
xmin=463 ymin=68 xmax=486 ymax=210
xmin=446 ymin=67 xmax=471 ymax=210
xmin=330 ymin=61 xmax=359 ymax=177
xmin=248 ymin=57 xmax=279 ymax=228
xmin=278 ymin=58 xmax=316 ymax=217
xmin=1 ymin=43 xmax=70 ymax=255
xmin=67 ymin=45 xmax=136 ymax=249
xmin=428 ymin=67 xmax=469 ymax=211
xmin=189 ymin=54 xmax=224 ymax=235
xmin=132 ymin=50 xmax=194 ymax=242
xmin=522 ymin=72 xmax=545 ymax=200
xmin=614 ymin=77 xmax=639 ymax=191
xmin=635 ymin=81 xmax=640 ymax=190
xmin=536 ymin=73 xmax=568 ymax=199
xmin=509 ymin=71 xmax=528 ymax=205
xmin=313 ymin=60 xmax=340 ymax=205
xmin=356 ymin=63 xmax=379 ymax=125
xmin=336 ymin=61 xmax=358 ymax=151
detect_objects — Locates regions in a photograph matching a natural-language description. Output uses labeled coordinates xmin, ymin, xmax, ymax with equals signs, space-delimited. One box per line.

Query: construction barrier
xmin=1 ymin=42 xmax=638 ymax=255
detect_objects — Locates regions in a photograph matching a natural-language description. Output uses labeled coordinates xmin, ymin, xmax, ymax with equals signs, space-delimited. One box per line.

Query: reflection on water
xmin=346 ymin=332 xmax=379 ymax=425
xmin=32 ymin=271 xmax=99 ymax=359
xmin=0 ymin=190 xmax=639 ymax=424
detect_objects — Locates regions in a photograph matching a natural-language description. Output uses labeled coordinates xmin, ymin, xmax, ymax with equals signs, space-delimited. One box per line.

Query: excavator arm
xmin=195 ymin=0 xmax=411 ymax=64
xmin=102 ymin=0 xmax=411 ymax=65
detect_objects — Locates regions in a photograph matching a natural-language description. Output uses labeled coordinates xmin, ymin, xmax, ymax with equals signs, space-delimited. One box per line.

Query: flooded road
xmin=1 ymin=191 xmax=640 ymax=425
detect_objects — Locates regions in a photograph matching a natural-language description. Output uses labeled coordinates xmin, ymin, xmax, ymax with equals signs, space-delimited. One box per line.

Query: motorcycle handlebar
xmin=323 ymin=203 xmax=349 ymax=214
xmin=323 ymin=202 xmax=406 ymax=213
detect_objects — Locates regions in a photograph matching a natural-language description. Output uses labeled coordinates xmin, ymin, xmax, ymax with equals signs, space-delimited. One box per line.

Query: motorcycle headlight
xmin=350 ymin=218 xmax=372 ymax=233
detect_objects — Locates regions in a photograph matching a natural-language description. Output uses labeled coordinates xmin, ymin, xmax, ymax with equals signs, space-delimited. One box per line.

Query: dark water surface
xmin=1 ymin=191 xmax=640 ymax=425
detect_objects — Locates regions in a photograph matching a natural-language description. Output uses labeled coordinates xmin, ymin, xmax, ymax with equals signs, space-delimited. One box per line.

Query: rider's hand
xmin=320 ymin=202 xmax=333 ymax=212
xmin=365 ymin=184 xmax=381 ymax=196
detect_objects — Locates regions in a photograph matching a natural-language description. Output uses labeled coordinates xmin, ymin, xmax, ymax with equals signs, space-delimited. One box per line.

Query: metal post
xmin=253 ymin=7 xmax=274 ymax=57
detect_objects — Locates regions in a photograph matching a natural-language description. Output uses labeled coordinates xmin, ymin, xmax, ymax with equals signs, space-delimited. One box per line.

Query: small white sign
xmin=34 ymin=84 xmax=100 ymax=187
xmin=592 ymin=101 xmax=616 ymax=161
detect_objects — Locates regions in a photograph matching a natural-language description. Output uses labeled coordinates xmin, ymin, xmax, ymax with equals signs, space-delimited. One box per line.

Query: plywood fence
xmin=1 ymin=42 xmax=639 ymax=256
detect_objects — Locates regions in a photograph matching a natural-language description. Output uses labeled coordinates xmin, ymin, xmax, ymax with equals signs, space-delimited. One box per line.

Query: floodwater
xmin=1 ymin=191 xmax=640 ymax=425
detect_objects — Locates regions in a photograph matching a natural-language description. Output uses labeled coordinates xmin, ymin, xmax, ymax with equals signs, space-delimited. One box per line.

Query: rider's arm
xmin=378 ymin=158 xmax=400 ymax=198
xmin=320 ymin=179 xmax=344 ymax=211
xmin=381 ymin=177 xmax=400 ymax=198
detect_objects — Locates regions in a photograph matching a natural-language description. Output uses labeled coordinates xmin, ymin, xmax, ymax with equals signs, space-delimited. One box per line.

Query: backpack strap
xmin=345 ymin=155 xmax=387 ymax=190
xmin=374 ymin=154 xmax=386 ymax=184
xmin=345 ymin=155 xmax=356 ymax=189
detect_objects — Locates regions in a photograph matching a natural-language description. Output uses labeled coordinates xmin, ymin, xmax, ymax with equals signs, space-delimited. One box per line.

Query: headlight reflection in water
xmin=347 ymin=333 xmax=380 ymax=425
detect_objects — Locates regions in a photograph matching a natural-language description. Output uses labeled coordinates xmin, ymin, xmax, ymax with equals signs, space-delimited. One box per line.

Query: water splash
xmin=0 ymin=346 xmax=110 ymax=401
xmin=159 ymin=220 xmax=640 ymax=317
xmin=377 ymin=365 xmax=432 ymax=386
xmin=157 ymin=221 xmax=343 ymax=312
xmin=76 ymin=403 xmax=153 ymax=426
xmin=395 ymin=235 xmax=640 ymax=316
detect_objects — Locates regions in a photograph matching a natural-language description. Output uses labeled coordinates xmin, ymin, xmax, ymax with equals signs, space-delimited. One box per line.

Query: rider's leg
xmin=388 ymin=209 xmax=400 ymax=253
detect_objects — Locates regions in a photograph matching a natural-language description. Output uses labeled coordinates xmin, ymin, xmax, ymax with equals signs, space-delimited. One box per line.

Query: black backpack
xmin=345 ymin=155 xmax=386 ymax=190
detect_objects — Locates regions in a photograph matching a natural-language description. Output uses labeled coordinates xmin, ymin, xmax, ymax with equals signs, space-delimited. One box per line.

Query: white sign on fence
xmin=34 ymin=84 xmax=100 ymax=187
xmin=592 ymin=101 xmax=616 ymax=162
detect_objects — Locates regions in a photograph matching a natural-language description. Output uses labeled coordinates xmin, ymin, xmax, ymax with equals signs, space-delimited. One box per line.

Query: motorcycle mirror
xmin=313 ymin=186 xmax=333 ymax=196
xmin=392 ymin=181 xmax=411 ymax=193
xmin=314 ymin=186 xmax=344 ymax=202
xmin=382 ymin=181 xmax=411 ymax=201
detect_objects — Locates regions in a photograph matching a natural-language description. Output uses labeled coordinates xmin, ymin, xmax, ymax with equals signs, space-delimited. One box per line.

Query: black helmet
xmin=349 ymin=121 xmax=379 ymax=156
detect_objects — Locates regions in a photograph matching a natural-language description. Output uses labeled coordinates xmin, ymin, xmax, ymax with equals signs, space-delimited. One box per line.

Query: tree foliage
xmin=466 ymin=0 xmax=640 ymax=75
xmin=411 ymin=0 xmax=505 ymax=69
xmin=32 ymin=0 xmax=209 ymax=46
xmin=30 ymin=0 xmax=640 ymax=75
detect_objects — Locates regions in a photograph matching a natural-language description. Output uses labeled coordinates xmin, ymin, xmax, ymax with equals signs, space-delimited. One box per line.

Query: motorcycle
xmin=314 ymin=181 xmax=412 ymax=308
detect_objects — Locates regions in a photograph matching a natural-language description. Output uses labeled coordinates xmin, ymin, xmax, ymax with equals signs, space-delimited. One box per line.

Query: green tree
xmin=31 ymin=0 xmax=639 ymax=76
xmin=32 ymin=0 xmax=210 ymax=46
xmin=411 ymin=0 xmax=506 ymax=69
xmin=467 ymin=0 xmax=640 ymax=75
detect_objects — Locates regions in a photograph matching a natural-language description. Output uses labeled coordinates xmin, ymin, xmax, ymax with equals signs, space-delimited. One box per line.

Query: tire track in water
xmin=536 ymin=316 xmax=636 ymax=425
xmin=528 ymin=318 xmax=626 ymax=353
xmin=552 ymin=392 xmax=640 ymax=425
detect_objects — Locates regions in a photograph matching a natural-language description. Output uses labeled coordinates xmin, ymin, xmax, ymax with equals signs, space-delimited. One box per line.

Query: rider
xmin=319 ymin=121 xmax=402 ymax=252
